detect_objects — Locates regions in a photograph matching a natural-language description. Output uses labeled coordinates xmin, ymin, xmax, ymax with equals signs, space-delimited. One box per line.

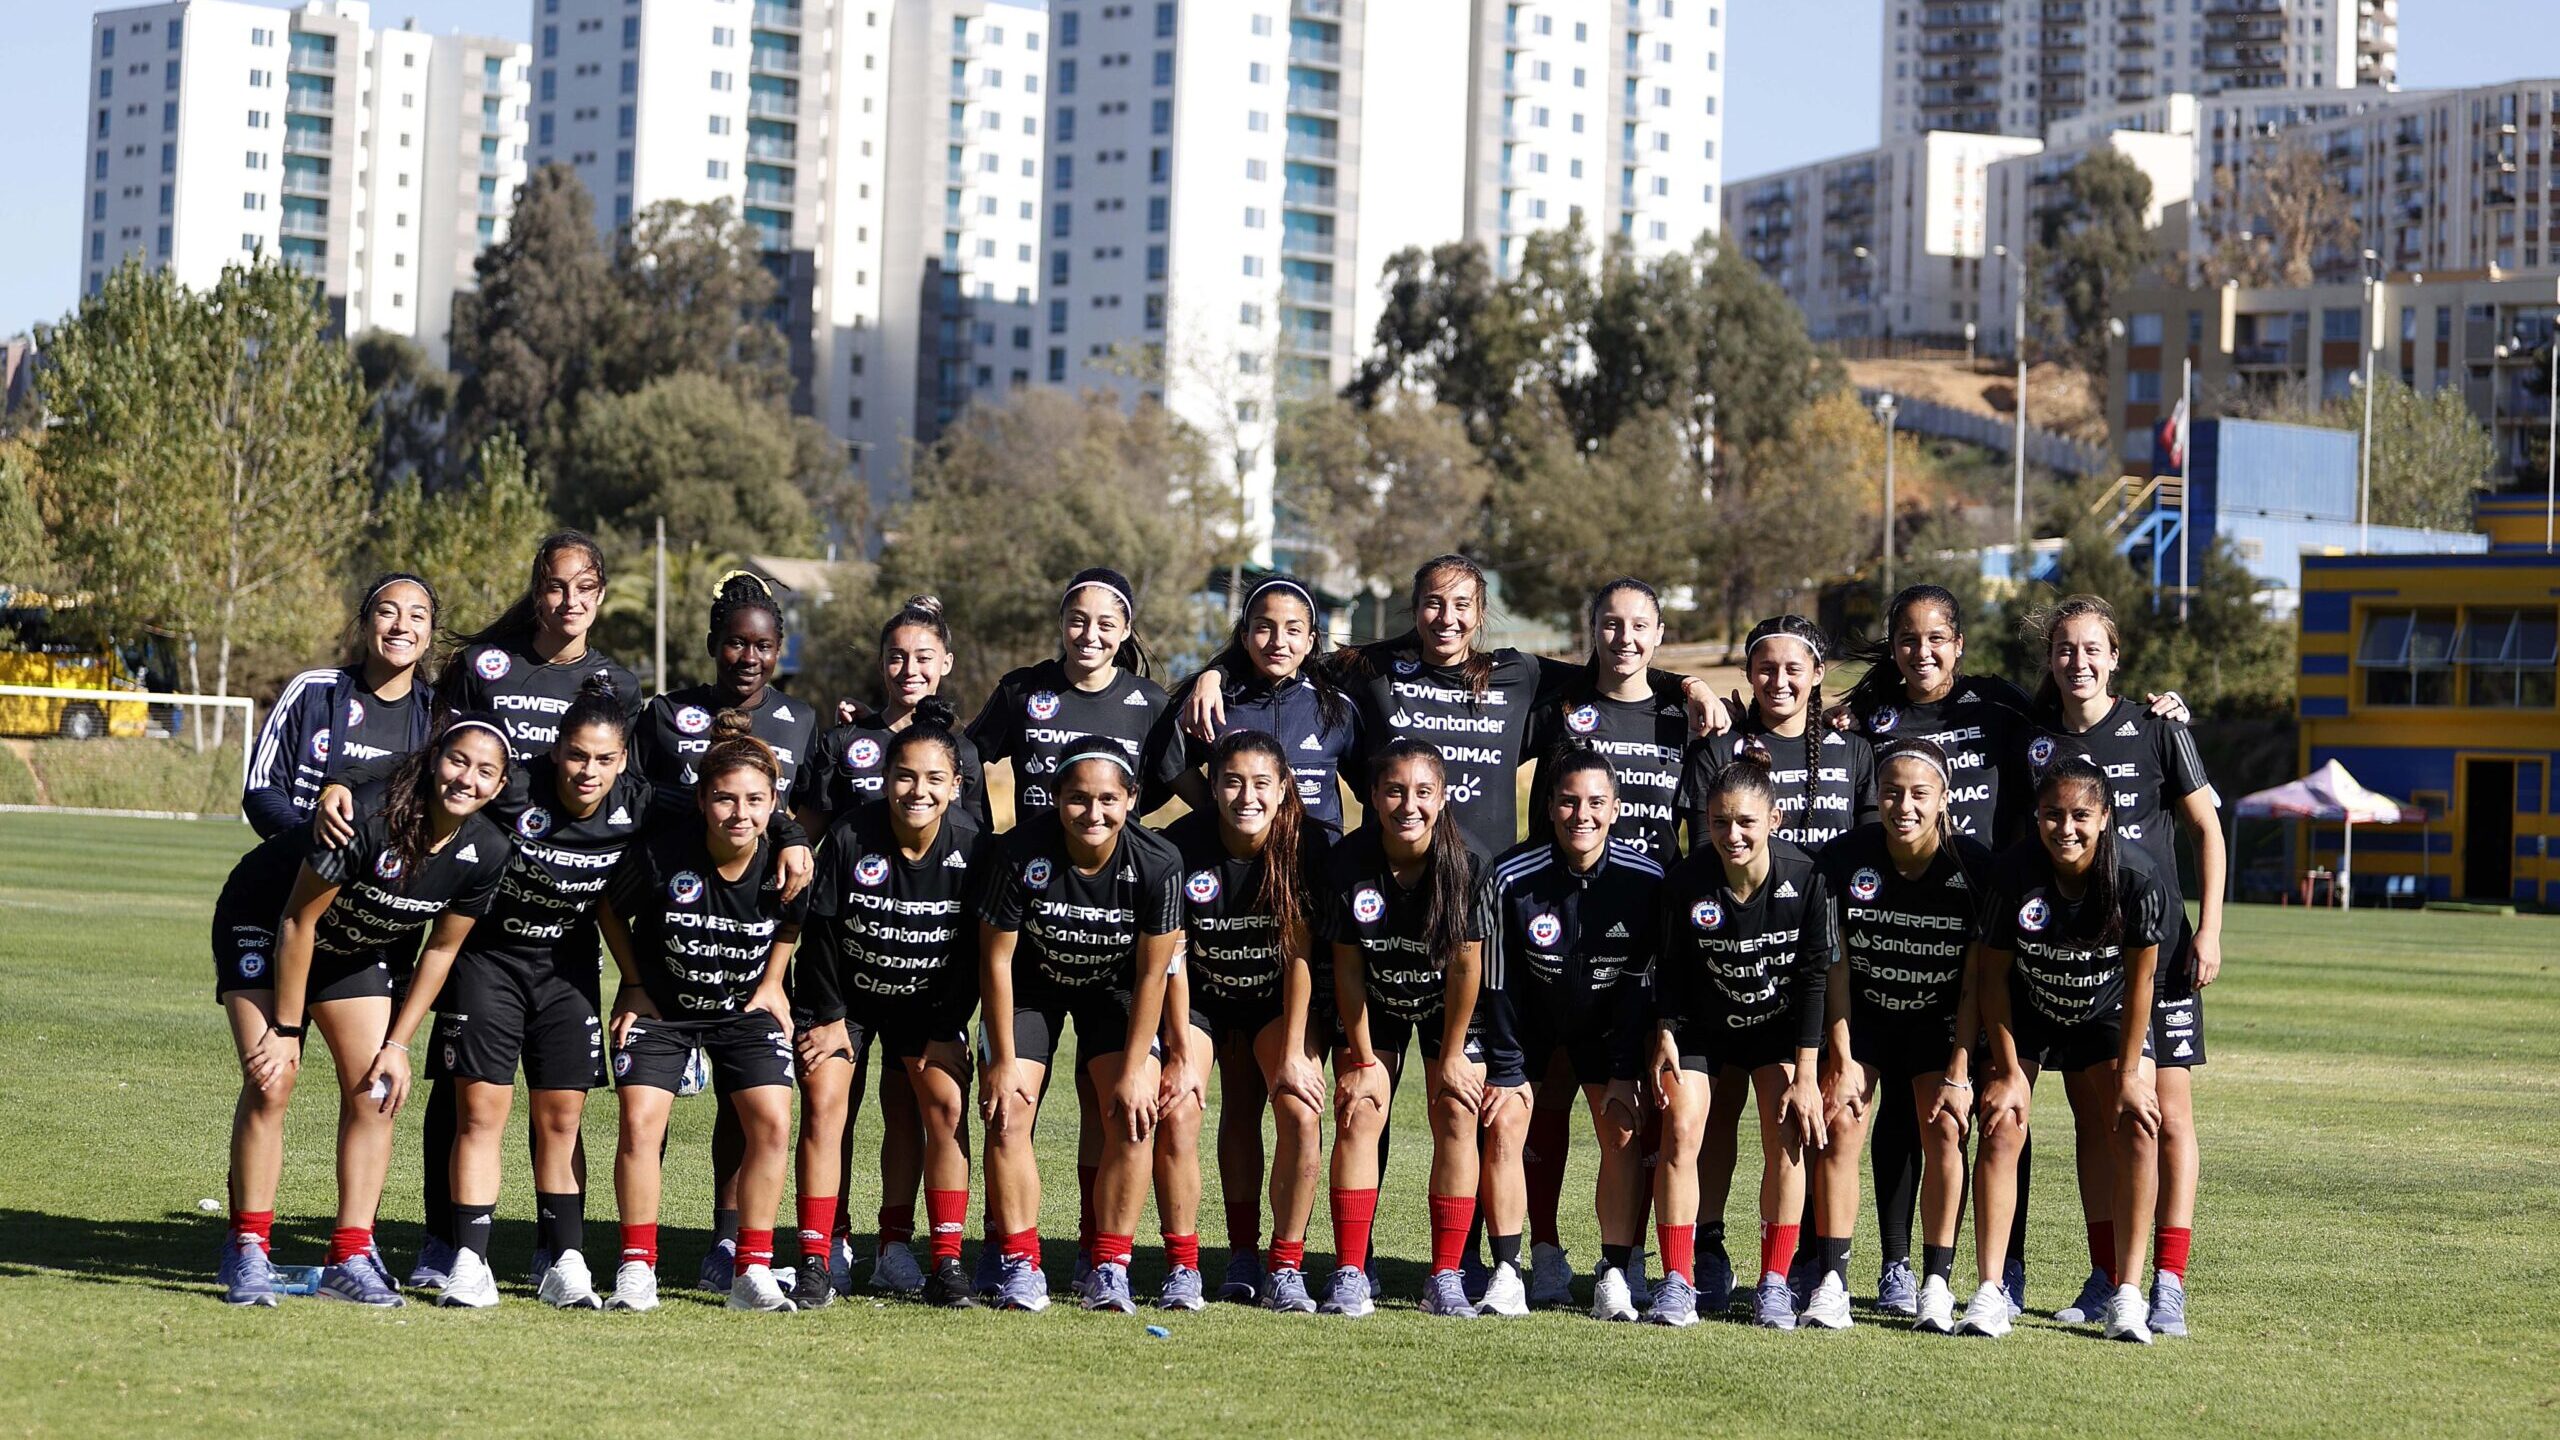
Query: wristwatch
xmin=270 ymin=1021 xmax=306 ymax=1040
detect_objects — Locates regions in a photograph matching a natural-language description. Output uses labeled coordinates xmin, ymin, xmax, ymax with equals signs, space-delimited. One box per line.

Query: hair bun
xmin=1732 ymin=735 xmax=1777 ymax=769
xmin=904 ymin=593 xmax=945 ymax=618
xmin=710 ymin=708 xmax=756 ymax=743
xmin=576 ymin=673 xmax=619 ymax=705
xmin=911 ymin=695 xmax=959 ymax=732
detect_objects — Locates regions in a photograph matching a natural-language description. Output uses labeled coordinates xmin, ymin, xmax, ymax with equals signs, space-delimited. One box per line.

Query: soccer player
xmin=1143 ymin=575 xmax=1362 ymax=836
xmin=976 ymin=742 xmax=1186 ymax=1314
xmin=1477 ymin=742 xmax=1662 ymax=1320
xmin=243 ymin=572 xmax=441 ymax=838
xmin=1805 ymin=737 xmax=1995 ymax=1332
xmin=1319 ymin=740 xmax=1499 ymax=1319
xmin=1646 ymin=750 xmax=1834 ymax=1329
xmin=597 ymin=713 xmax=810 ymax=1314
xmin=1957 ymin=756 xmax=2166 ymax=1344
xmin=2026 ymin=596 xmax=2222 ymax=1338
xmin=1157 ymin=731 xmax=1333 ymax=1312
xmin=792 ymin=703 xmax=998 ymax=1309
xmin=1678 ymin=614 xmax=1876 ymax=855
xmin=215 ymin=718 xmax=513 ymax=1307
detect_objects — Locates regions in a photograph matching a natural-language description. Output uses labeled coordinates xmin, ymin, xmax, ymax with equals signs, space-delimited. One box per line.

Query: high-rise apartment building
xmin=83 ymin=0 xmax=530 ymax=362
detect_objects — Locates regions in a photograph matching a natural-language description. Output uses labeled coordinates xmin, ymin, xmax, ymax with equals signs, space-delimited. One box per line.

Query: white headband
xmin=441 ymin=719 xmax=511 ymax=755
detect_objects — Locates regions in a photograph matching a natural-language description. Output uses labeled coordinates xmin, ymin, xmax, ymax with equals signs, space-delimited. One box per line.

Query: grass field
xmin=2 ymin=813 xmax=2555 ymax=1438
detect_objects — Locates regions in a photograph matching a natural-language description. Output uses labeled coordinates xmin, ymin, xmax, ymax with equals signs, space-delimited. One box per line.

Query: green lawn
xmin=1 ymin=813 xmax=2554 ymax=1438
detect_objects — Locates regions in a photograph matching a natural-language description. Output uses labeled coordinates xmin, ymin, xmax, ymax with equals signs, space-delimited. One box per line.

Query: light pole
xmin=1876 ymin=392 xmax=1899 ymax=599
xmin=2359 ymin=249 xmax=2380 ymax=553
xmin=2545 ymin=313 xmax=2557 ymax=554
xmin=1994 ymin=243 xmax=2028 ymax=576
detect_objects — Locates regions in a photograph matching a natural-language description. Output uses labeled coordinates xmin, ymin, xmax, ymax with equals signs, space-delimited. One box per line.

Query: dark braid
xmin=1800 ymin=680 xmax=1823 ymax=841
xmin=710 ymin=570 xmax=783 ymax=642
xmin=1844 ymin=583 xmax=1963 ymax=723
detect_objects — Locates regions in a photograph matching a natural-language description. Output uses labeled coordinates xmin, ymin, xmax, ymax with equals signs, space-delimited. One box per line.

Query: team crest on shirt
xmin=1351 ymin=886 xmax=1386 ymax=923
xmin=854 ymin=854 xmax=892 ymax=888
xmin=1565 ymin=705 xmax=1600 ymax=735
xmin=1872 ymin=706 xmax=1900 ymax=734
xmin=1690 ymin=899 xmax=1724 ymax=931
xmin=846 ymin=736 xmax=883 ymax=769
xmin=1185 ymin=869 xmax=1221 ymax=904
xmin=238 ymin=951 xmax=267 ymax=979
xmin=1527 ymin=912 xmax=1563 ymax=947
xmin=1024 ymin=857 xmax=1054 ymax=888
xmin=474 ymin=649 xmax=511 ymax=681
xmin=345 ymin=697 xmax=366 ymax=729
xmin=670 ymin=870 xmax=706 ymax=904
xmin=1850 ymin=867 xmax=1882 ymax=901
xmin=312 ymin=728 xmax=331 ymax=762
xmin=517 ymin=807 xmax=553 ymax=839
xmin=675 ymin=705 xmax=712 ymax=736
xmin=1392 ymin=658 xmax=1420 ymax=676
xmin=2018 ymin=896 xmax=2051 ymax=932
xmin=2027 ymin=736 xmax=2058 ymax=770
xmin=373 ymin=850 xmax=406 ymax=880
xmin=1027 ymin=690 xmax=1062 ymax=720
xmin=443 ymin=1043 xmax=458 ymax=1072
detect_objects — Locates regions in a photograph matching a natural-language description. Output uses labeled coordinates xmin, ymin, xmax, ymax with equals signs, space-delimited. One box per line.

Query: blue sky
xmin=5 ymin=0 xmax=2557 ymax=338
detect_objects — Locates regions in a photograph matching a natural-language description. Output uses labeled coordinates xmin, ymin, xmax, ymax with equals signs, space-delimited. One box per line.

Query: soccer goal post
xmin=0 ymin=685 xmax=256 ymax=822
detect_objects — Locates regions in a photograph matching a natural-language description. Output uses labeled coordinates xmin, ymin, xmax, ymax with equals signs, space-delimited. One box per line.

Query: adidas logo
xmin=1298 ymin=733 xmax=1322 ymax=751
xmin=1946 ymin=872 xmax=1969 ymax=889
xmin=2115 ymin=720 xmax=2140 ymax=737
xmin=944 ymin=851 xmax=970 ymax=867
xmin=1776 ymin=880 xmax=1798 ymax=898
xmin=609 ymin=806 xmax=631 ymax=826
xmin=1957 ymin=691 xmax=1980 ymax=704
xmin=455 ymin=843 xmax=479 ymax=863
xmin=1121 ymin=867 xmax=1136 ymax=880
xmin=1604 ymin=922 xmax=1630 ymax=938
xmin=1124 ymin=691 xmax=1151 ymax=706
xmin=774 ymin=705 xmax=794 ymax=722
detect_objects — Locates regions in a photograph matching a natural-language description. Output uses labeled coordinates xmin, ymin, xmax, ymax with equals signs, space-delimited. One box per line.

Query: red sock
xmin=1268 ymin=1238 xmax=1305 ymax=1271
xmin=1428 ymin=1194 xmax=1476 ymax=1274
xmin=1525 ymin=1106 xmax=1570 ymax=1248
xmin=2156 ymin=1226 xmax=2191 ymax=1281
xmin=1330 ymin=1188 xmax=1379 ymax=1271
xmin=620 ymin=1223 xmax=659 ymax=1266
xmin=327 ymin=1227 xmax=371 ymax=1264
xmin=924 ymin=1189 xmax=969 ymax=1264
xmin=1657 ymin=1222 xmax=1697 ymax=1284
xmin=230 ymin=1210 xmax=275 ymax=1250
xmin=1075 ymin=1164 xmax=1098 ymax=1254
xmin=2087 ymin=1220 xmax=2117 ymax=1284
xmin=797 ymin=1196 xmax=839 ymax=1261
xmin=737 ymin=1228 xmax=774 ymax=1270
xmin=1757 ymin=1222 xmax=1799 ymax=1281
xmin=878 ymin=1203 xmax=916 ymax=1247
xmin=1093 ymin=1232 xmax=1135 ymax=1268
xmin=1002 ymin=1228 xmax=1042 ymax=1263
xmin=1163 ymin=1232 xmax=1200 ymax=1269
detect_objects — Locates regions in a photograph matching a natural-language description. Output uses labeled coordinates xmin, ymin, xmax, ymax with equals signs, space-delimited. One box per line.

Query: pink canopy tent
xmin=2233 ymin=759 xmax=2422 ymax=909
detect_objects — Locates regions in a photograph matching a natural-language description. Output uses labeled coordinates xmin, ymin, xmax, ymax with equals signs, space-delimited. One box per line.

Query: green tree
xmin=1485 ymin=407 xmax=1711 ymax=628
xmin=451 ymin=163 xmax=617 ymax=472
xmin=2350 ymin=375 xmax=2497 ymax=532
xmin=353 ymin=329 xmax=458 ymax=485
xmin=1719 ymin=389 xmax=1891 ymax=619
xmin=607 ymin=200 xmax=793 ymax=404
xmin=554 ymin=372 xmax=818 ymax=555
xmin=358 ymin=432 xmax=555 ymax=634
xmin=2034 ymin=149 xmax=2157 ymax=388
xmin=0 ymin=438 xmax=55 ymax=584
xmin=1276 ymin=394 xmax=1495 ymax=608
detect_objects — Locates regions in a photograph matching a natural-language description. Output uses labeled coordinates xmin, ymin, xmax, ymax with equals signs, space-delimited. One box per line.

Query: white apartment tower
xmin=1883 ymin=0 xmax=2398 ymax=143
xmin=83 ymin=0 xmax=531 ymax=362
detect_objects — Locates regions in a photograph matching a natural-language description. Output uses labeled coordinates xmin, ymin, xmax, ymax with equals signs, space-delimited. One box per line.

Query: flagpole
xmin=2178 ymin=357 xmax=2192 ymax=623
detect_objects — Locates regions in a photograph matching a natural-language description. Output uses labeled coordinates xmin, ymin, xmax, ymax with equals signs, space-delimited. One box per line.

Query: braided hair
xmin=1368 ymin=738 xmax=1475 ymax=971
xmin=710 ymin=569 xmax=782 ymax=644
xmin=2035 ymin=754 xmax=2123 ymax=949
xmin=1844 ymin=584 xmax=1964 ymax=722
xmin=1745 ymin=614 xmax=1830 ymax=840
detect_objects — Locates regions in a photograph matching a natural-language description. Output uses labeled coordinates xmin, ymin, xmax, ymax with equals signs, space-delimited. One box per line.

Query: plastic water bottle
xmin=274 ymin=1265 xmax=324 ymax=1295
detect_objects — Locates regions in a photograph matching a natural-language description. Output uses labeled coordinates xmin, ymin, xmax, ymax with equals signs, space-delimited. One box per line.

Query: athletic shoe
xmin=1477 ymin=1260 xmax=1530 ymax=1317
xmin=1318 ymin=1265 xmax=1374 ymax=1317
xmin=972 ymin=1240 xmax=1002 ymax=1299
xmin=1218 ymin=1250 xmax=1266 ymax=1304
xmin=1697 ymin=1248 xmax=1735 ymax=1317
xmin=829 ymin=1235 xmax=856 ymax=1297
xmin=1627 ymin=1249 xmax=1653 ymax=1311
xmin=2001 ymin=1257 xmax=2027 ymax=1313
xmin=1801 ymin=1271 xmax=1854 ymax=1330
xmin=1752 ymin=1275 xmax=1798 ymax=1330
xmin=697 ymin=1237 xmax=736 ymax=1295
xmin=2102 ymin=1283 xmax=2153 ymax=1344
xmin=2054 ymin=1268 xmax=2114 ymax=1325
xmin=996 ymin=1254 xmax=1051 ymax=1313
xmin=1078 ymin=1261 xmax=1136 ymax=1314
xmin=728 ymin=1264 xmax=797 ymax=1313
xmin=1913 ymin=1274 xmax=1957 ymax=1334
xmin=436 ymin=1248 xmax=501 ymax=1309
xmin=1528 ymin=1242 xmax=1575 ymax=1308
xmin=407 ymin=1234 xmax=457 ymax=1290
xmin=318 ymin=1252 xmax=405 ymax=1308
xmin=537 ymin=1250 xmax=603 ymax=1310
xmin=1590 ymin=1265 xmax=1637 ymax=1322
xmin=1642 ymin=1272 xmax=1699 ymax=1327
xmin=1954 ymin=1281 xmax=2012 ymax=1338
xmin=1787 ymin=1256 xmax=1817 ymax=1314
xmin=1265 ymin=1266 xmax=1317 ymax=1314
xmin=1421 ymin=1268 xmax=1478 ymax=1318
xmin=605 ymin=1261 xmax=660 ymax=1312
xmin=217 ymin=1233 xmax=278 ymax=1308
xmin=529 ymin=1247 xmax=555 ymax=1289
xmin=792 ymin=1258 xmax=837 ymax=1309
xmin=870 ymin=1240 xmax=924 ymax=1295
xmin=1460 ymin=1256 xmax=1494 ymax=1306
xmin=1875 ymin=1258 xmax=1919 ymax=1317
xmin=1072 ymin=1248 xmax=1094 ymax=1290
xmin=2148 ymin=1272 xmax=2189 ymax=1338
xmin=1159 ymin=1263 xmax=1207 ymax=1311
xmin=922 ymin=1256 xmax=980 ymax=1309
xmin=676 ymin=1046 xmax=711 ymax=1097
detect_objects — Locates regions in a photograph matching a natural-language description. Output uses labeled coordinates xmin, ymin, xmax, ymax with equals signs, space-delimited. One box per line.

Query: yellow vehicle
xmin=0 ymin=589 xmax=171 ymax=741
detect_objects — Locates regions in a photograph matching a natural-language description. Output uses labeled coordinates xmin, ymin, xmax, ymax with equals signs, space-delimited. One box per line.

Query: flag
xmin=2156 ymin=393 xmax=2189 ymax=472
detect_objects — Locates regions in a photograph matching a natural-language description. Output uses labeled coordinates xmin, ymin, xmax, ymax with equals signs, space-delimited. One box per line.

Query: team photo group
xmin=211 ymin=529 xmax=2222 ymax=1346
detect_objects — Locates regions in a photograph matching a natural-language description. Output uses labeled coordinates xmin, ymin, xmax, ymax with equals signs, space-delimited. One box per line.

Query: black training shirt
xmin=799 ymin=801 xmax=997 ymax=1022
xmin=444 ymin=642 xmax=642 ymax=762
xmin=605 ymin=827 xmax=807 ymax=1017
xmin=1817 ymin=822 xmax=1995 ymax=1022
xmin=969 ymin=659 xmax=1170 ymax=822
xmin=1653 ymin=839 xmax=1835 ymax=1048
xmin=1980 ymin=840 xmax=2166 ymax=1026
xmin=1165 ymin=810 xmax=1332 ymax=1013
xmin=978 ymin=817 xmax=1184 ymax=992
xmin=1319 ymin=825 xmax=1486 ymax=1026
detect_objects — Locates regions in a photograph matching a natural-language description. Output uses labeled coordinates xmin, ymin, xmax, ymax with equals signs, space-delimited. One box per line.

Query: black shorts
xmin=1507 ymin=991 xmax=1617 ymax=1089
xmin=2010 ymin=990 xmax=2151 ymax=1075
xmin=1184 ymin=979 xmax=1284 ymax=1046
xmin=613 ymin=1013 xmax=794 ymax=1093
xmin=838 ymin=994 xmax=973 ymax=1064
xmin=2149 ymin=910 xmax=2206 ymax=1069
xmin=435 ymin=958 xmax=606 ymax=1091
xmin=1356 ymin=1005 xmax=1520 ymax=1088
xmin=210 ymin=899 xmax=395 ymax=1005
xmin=1668 ymin=1013 xmax=1801 ymax=1075
xmin=1009 ymin=970 xmax=1137 ymax=1069
xmin=1847 ymin=1000 xmax=1959 ymax=1083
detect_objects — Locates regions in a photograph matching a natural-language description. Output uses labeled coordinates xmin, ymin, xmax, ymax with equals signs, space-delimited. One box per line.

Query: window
xmin=1057 ymin=59 xmax=1075 ymax=95
xmin=708 ymin=114 xmax=731 ymax=134
xmin=2323 ymin=307 xmax=2362 ymax=342
xmin=1058 ymin=13 xmax=1077 ymax=47
xmin=707 ymin=159 xmax=729 ymax=179
xmin=1147 ymin=195 xmax=1167 ymax=232
xmin=2357 ymin=607 xmax=2458 ymax=706
xmin=1242 ymin=207 xmax=1265 ymax=229
xmin=2460 ymin=608 xmax=2558 ymax=708
xmin=1153 ymin=51 xmax=1173 ymax=85
xmin=2129 ymin=313 xmax=2163 ymax=345
xmin=243 ymin=191 xmax=265 ymax=210
xmin=2128 ymin=371 xmax=2162 ymax=403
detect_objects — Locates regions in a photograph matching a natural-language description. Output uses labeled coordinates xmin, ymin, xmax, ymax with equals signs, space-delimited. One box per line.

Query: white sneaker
xmin=1914 ymin=1274 xmax=1957 ymax=1334
xmin=1589 ymin=1265 xmax=1638 ymax=1322
xmin=1954 ymin=1280 xmax=2012 ymax=1338
xmin=1476 ymin=1260 xmax=1530 ymax=1317
xmin=728 ymin=1263 xmax=798 ymax=1313
xmin=537 ymin=1249 xmax=602 ymax=1310
xmin=435 ymin=1248 xmax=500 ymax=1309
xmin=870 ymin=1239 xmax=926 ymax=1294
xmin=1802 ymin=1270 xmax=1854 ymax=1330
xmin=1527 ymin=1242 xmax=1574 ymax=1308
xmin=829 ymin=1235 xmax=856 ymax=1296
xmin=1625 ymin=1248 xmax=1653 ymax=1311
xmin=2102 ymin=1282 xmax=2153 ymax=1344
xmin=605 ymin=1261 xmax=660 ymax=1312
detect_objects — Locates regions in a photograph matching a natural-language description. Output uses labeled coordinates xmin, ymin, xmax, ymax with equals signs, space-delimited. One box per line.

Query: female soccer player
xmin=1647 ymin=751 xmax=1834 ymax=1329
xmin=1478 ymin=742 xmax=1661 ymax=1320
xmin=1804 ymin=737 xmax=1994 ymax=1332
xmin=244 ymin=572 xmax=441 ymax=838
xmin=598 ymin=713 xmax=809 ymax=1314
xmin=793 ymin=704 xmax=999 ymax=1310
xmin=1678 ymin=614 xmax=1875 ymax=855
xmin=1157 ymin=731 xmax=1332 ymax=1312
xmin=1320 ymin=740 xmax=1500 ymax=1319
xmin=214 ymin=718 xmax=513 ymax=1306
xmin=976 ymin=741 xmax=1186 ymax=1314
xmin=1957 ymin=756 xmax=2166 ymax=1343
xmin=2027 ymin=596 xmax=2222 ymax=1338
xmin=1144 ymin=575 xmax=1361 ymax=836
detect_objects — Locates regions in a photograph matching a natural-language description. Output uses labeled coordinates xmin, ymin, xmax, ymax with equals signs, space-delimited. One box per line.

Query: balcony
xmin=279 ymin=213 xmax=329 ymax=238
xmin=1283 ymin=180 xmax=1338 ymax=210
xmin=753 ymin=2 xmax=802 ymax=30
xmin=2233 ymin=342 xmax=2294 ymax=367
xmin=282 ymin=172 xmax=329 ymax=198
xmin=1278 ymin=327 xmax=1332 ymax=355
xmin=286 ymin=86 xmax=334 ymax=115
xmin=1292 ymin=0 xmax=1345 ymax=17
xmin=1282 ymin=276 xmax=1334 ymax=306
xmin=1289 ymin=36 xmax=1341 ymax=67
xmin=283 ymin=128 xmax=331 ymax=156
xmin=751 ymin=44 xmax=798 ymax=75
xmin=288 ymin=38 xmax=335 ymax=73
xmin=749 ymin=91 xmax=798 ymax=117
xmin=746 ymin=179 xmax=794 ymax=205
xmin=1285 ymin=132 xmax=1339 ymax=161
xmin=1287 ymin=85 xmax=1341 ymax=116
xmin=1280 ymin=230 xmax=1336 ymax=258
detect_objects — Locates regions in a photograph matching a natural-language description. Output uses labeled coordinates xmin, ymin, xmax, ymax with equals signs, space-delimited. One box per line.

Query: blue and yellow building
xmin=2297 ymin=538 xmax=2560 ymax=906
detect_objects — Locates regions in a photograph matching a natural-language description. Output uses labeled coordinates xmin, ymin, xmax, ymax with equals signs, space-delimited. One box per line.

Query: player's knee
xmin=1273 ymin=1092 xmax=1321 ymax=1144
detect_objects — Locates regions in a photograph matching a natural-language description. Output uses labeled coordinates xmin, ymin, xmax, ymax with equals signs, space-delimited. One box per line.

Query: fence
xmin=1859 ymin=387 xmax=2113 ymax=480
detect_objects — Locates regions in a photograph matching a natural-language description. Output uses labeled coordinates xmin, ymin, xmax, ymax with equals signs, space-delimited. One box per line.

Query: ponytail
xmin=885 ymin=695 xmax=964 ymax=773
xmin=1844 ymin=583 xmax=1964 ymax=723
xmin=558 ymin=673 xmax=631 ymax=751
xmin=698 ymin=708 xmax=781 ymax=797
xmin=450 ymin=530 xmax=607 ymax=654
xmin=1369 ymin=738 xmax=1473 ymax=969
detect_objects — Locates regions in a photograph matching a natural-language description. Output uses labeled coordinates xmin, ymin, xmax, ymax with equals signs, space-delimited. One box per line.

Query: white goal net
xmin=0 ymin=685 xmax=255 ymax=821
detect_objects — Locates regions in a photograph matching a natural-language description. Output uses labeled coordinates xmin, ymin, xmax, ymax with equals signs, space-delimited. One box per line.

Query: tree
xmin=1718 ymin=389 xmax=1891 ymax=617
xmin=554 ymin=372 xmax=818 ymax=555
xmin=2200 ymin=139 xmax=2360 ymax=289
xmin=36 ymin=259 xmax=369 ymax=728
xmin=353 ymin=329 xmax=458 ymax=486
xmin=2034 ymin=150 xmax=2157 ymax=387
xmin=1485 ymin=408 xmax=1712 ymax=628
xmin=0 ymin=437 xmax=55 ymax=584
xmin=358 ymin=432 xmax=555 ymax=634
xmin=606 ymin=200 xmax=793 ymax=405
xmin=2354 ymin=376 xmax=2496 ymax=532
xmin=1276 ymin=394 xmax=1495 ymax=608
xmin=450 ymin=163 xmax=617 ymax=472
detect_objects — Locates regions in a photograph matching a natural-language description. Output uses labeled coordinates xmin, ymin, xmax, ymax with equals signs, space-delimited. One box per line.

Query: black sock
xmin=1602 ymin=1243 xmax=1634 ymax=1272
xmin=1923 ymin=1244 xmax=1956 ymax=1284
xmin=1490 ymin=1232 xmax=1522 ymax=1268
xmin=1464 ymin=1211 xmax=1486 ymax=1268
xmin=1871 ymin=1086 xmax=1921 ymax=1266
xmin=1817 ymin=1235 xmax=1852 ymax=1281
xmin=714 ymin=1207 xmax=740 ymax=1247
xmin=536 ymin=1191 xmax=584 ymax=1260
xmin=1699 ymin=1220 xmax=1727 ymax=1257
xmin=422 ymin=1078 xmax=456 ymax=1242
xmin=2005 ymin=1133 xmax=2031 ymax=1267
xmin=455 ymin=1203 xmax=496 ymax=1262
